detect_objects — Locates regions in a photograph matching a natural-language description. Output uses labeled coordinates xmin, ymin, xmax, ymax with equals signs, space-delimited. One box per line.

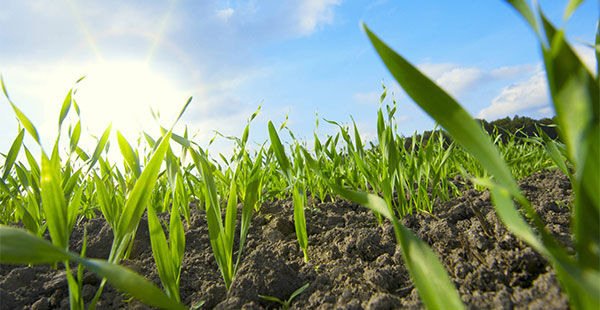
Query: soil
xmin=0 ymin=169 xmax=574 ymax=309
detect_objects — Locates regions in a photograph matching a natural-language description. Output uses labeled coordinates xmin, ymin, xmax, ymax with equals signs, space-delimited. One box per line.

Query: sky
xmin=0 ymin=0 xmax=598 ymax=160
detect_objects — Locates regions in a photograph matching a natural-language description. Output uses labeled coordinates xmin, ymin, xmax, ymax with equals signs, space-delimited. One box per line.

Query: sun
xmin=74 ymin=61 xmax=189 ymax=141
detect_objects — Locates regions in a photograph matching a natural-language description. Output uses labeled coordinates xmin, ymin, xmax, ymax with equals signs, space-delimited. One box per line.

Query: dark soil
xmin=1 ymin=169 xmax=574 ymax=309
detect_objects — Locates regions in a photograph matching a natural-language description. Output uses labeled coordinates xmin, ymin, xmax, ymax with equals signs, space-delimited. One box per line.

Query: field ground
xmin=0 ymin=168 xmax=573 ymax=309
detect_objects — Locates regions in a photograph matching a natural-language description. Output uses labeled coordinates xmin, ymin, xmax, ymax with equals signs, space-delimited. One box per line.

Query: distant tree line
xmin=477 ymin=115 xmax=558 ymax=141
xmin=401 ymin=115 xmax=559 ymax=151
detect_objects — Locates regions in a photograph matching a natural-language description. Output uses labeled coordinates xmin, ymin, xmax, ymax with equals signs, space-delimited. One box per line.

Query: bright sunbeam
xmin=75 ymin=61 xmax=188 ymax=140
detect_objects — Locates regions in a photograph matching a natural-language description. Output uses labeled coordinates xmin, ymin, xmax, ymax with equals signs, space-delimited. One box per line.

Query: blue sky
xmin=0 ymin=0 xmax=597 ymax=158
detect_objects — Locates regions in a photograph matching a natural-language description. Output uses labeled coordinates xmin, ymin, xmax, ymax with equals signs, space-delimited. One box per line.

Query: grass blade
xmin=268 ymin=121 xmax=292 ymax=182
xmin=1 ymin=77 xmax=41 ymax=145
xmin=58 ymin=89 xmax=72 ymax=133
xmin=0 ymin=226 xmax=70 ymax=263
xmin=80 ymin=258 xmax=186 ymax=310
xmin=292 ymin=184 xmax=308 ymax=262
xmin=147 ymin=203 xmax=179 ymax=300
xmin=117 ymin=131 xmax=142 ymax=179
xmin=2 ymin=129 xmax=24 ymax=181
xmin=169 ymin=182 xmax=185 ymax=277
xmin=363 ymin=24 xmax=517 ymax=194
xmin=87 ymin=124 xmax=112 ymax=173
xmin=40 ymin=152 xmax=68 ymax=249
xmin=70 ymin=121 xmax=81 ymax=154
xmin=0 ymin=227 xmax=186 ymax=309
xmin=116 ymin=131 xmax=172 ymax=245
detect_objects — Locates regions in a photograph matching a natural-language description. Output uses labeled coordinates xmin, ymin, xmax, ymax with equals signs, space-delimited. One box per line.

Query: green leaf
xmin=58 ymin=89 xmax=73 ymax=133
xmin=67 ymin=185 xmax=84 ymax=234
xmin=2 ymin=129 xmax=24 ymax=181
xmin=147 ymin=203 xmax=179 ymax=301
xmin=563 ymin=0 xmax=583 ymax=21
xmin=172 ymin=96 xmax=193 ymax=128
xmin=268 ymin=121 xmax=292 ymax=183
xmin=75 ymin=147 xmax=90 ymax=162
xmin=169 ymin=181 xmax=185 ymax=275
xmin=535 ymin=127 xmax=571 ymax=180
xmin=79 ymin=258 xmax=185 ymax=310
xmin=288 ymin=283 xmax=310 ymax=302
xmin=0 ymin=227 xmax=185 ymax=309
xmin=363 ymin=24 xmax=518 ymax=195
xmin=144 ymin=132 xmax=157 ymax=149
xmin=235 ymin=150 xmax=261 ymax=273
xmin=70 ymin=121 xmax=81 ymax=154
xmin=169 ymin=131 xmax=192 ymax=149
xmin=116 ymin=131 xmax=172 ymax=246
xmin=505 ymin=0 xmax=543 ymax=42
xmin=117 ymin=132 xmax=142 ymax=179
xmin=0 ymin=226 xmax=70 ymax=264
xmin=292 ymin=184 xmax=308 ymax=262
xmin=87 ymin=124 xmax=112 ymax=173
xmin=258 ymin=295 xmax=283 ymax=304
xmin=224 ymin=176 xmax=238 ymax=269
xmin=191 ymin=148 xmax=231 ymax=288
xmin=1 ymin=76 xmax=41 ymax=145
xmin=93 ymin=173 xmax=117 ymax=229
xmin=539 ymin=11 xmax=600 ymax=273
xmin=41 ymin=152 xmax=68 ymax=250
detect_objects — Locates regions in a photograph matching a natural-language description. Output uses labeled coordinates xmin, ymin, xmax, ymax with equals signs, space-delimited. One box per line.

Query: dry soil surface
xmin=0 ymin=169 xmax=574 ymax=309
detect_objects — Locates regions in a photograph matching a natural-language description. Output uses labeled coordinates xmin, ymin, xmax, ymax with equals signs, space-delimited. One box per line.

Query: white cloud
xmin=418 ymin=63 xmax=457 ymax=79
xmin=419 ymin=63 xmax=485 ymax=97
xmin=212 ymin=0 xmax=342 ymax=39
xmin=490 ymin=64 xmax=538 ymax=79
xmin=477 ymin=70 xmax=550 ymax=120
xmin=216 ymin=8 xmax=234 ymax=21
xmin=417 ymin=62 xmax=539 ymax=99
xmin=434 ymin=67 xmax=484 ymax=97
xmin=295 ymin=0 xmax=342 ymax=35
xmin=475 ymin=43 xmax=597 ymax=121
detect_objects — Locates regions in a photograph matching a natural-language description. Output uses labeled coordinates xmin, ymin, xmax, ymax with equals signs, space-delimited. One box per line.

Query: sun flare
xmin=75 ymin=61 xmax=188 ymax=139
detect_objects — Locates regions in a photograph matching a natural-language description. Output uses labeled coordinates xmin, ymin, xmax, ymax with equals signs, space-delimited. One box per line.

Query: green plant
xmin=189 ymin=112 xmax=263 ymax=291
xmin=0 ymin=226 xmax=186 ymax=309
xmin=361 ymin=0 xmax=599 ymax=308
xmin=268 ymin=120 xmax=309 ymax=262
xmin=258 ymin=282 xmax=309 ymax=310
xmin=0 ymin=76 xmax=188 ymax=309
xmin=302 ymin=148 xmax=465 ymax=309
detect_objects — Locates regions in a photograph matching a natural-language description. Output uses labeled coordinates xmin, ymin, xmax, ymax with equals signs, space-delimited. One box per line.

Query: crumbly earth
xmin=0 ymin=169 xmax=573 ymax=309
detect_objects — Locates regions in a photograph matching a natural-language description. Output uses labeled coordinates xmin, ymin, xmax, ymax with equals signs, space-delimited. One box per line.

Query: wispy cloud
xmin=477 ymin=70 xmax=550 ymax=120
xmin=476 ymin=43 xmax=596 ymax=121
xmin=417 ymin=63 xmax=537 ymax=98
xmin=296 ymin=0 xmax=342 ymax=35
xmin=203 ymin=0 xmax=342 ymax=42
xmin=216 ymin=7 xmax=234 ymax=21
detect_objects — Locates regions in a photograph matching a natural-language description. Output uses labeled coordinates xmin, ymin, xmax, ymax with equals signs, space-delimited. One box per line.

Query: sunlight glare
xmin=75 ymin=61 xmax=188 ymax=141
